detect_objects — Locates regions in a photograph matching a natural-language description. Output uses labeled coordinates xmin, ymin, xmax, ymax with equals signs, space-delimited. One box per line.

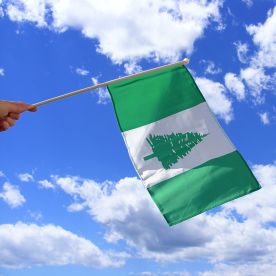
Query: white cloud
xmin=96 ymin=88 xmax=111 ymax=104
xmin=246 ymin=7 xmax=276 ymax=68
xmin=162 ymin=273 xmax=190 ymax=276
xmin=140 ymin=272 xmax=155 ymax=276
xmin=0 ymin=0 xmax=3 ymax=17
xmin=139 ymin=273 xmax=190 ymax=276
xmin=124 ymin=61 xmax=142 ymax=75
xmin=18 ymin=173 xmax=34 ymax=182
xmin=53 ymin=176 xmax=213 ymax=262
xmin=50 ymin=0 xmax=223 ymax=63
xmin=230 ymin=7 xmax=276 ymax=105
xmin=6 ymin=0 xmax=48 ymax=27
xmin=67 ymin=202 xmax=85 ymax=212
xmin=195 ymin=77 xmax=233 ymax=123
xmin=75 ymin=68 xmax=89 ymax=76
xmin=50 ymin=164 xmax=276 ymax=267
xmin=202 ymin=60 xmax=222 ymax=75
xmin=240 ymin=66 xmax=271 ymax=103
xmin=259 ymin=112 xmax=270 ymax=125
xmin=91 ymin=76 xmax=111 ymax=104
xmin=0 ymin=68 xmax=4 ymax=76
xmin=38 ymin=179 xmax=55 ymax=189
xmin=241 ymin=0 xmax=253 ymax=8
xmin=0 ymin=171 xmax=5 ymax=178
xmin=0 ymin=222 xmax=125 ymax=268
xmin=5 ymin=0 xmax=223 ymax=63
xmin=200 ymin=263 xmax=276 ymax=276
xmin=234 ymin=41 xmax=249 ymax=64
xmin=229 ymin=10 xmax=276 ymax=105
xmin=27 ymin=210 xmax=43 ymax=221
xmin=224 ymin=163 xmax=276 ymax=224
xmin=224 ymin=72 xmax=245 ymax=101
xmin=0 ymin=182 xmax=25 ymax=208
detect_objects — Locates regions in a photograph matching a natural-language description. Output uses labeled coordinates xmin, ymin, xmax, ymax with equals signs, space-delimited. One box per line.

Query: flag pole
xmin=28 ymin=58 xmax=189 ymax=109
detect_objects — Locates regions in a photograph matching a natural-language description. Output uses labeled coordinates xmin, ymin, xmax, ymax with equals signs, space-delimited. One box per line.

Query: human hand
xmin=0 ymin=100 xmax=37 ymax=132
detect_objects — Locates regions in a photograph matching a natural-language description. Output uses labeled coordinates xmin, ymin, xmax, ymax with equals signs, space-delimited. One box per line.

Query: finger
xmin=0 ymin=101 xmax=28 ymax=114
xmin=5 ymin=117 xmax=16 ymax=127
xmin=11 ymin=102 xmax=31 ymax=113
xmin=8 ymin=112 xmax=21 ymax=120
xmin=0 ymin=121 xmax=10 ymax=132
xmin=27 ymin=106 xmax=37 ymax=112
xmin=0 ymin=101 xmax=9 ymax=117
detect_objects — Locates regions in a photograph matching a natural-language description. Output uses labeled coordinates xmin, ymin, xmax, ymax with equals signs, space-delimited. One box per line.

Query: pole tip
xmin=183 ymin=58 xmax=190 ymax=64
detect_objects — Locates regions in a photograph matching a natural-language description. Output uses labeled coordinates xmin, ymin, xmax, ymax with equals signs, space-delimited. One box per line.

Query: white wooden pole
xmin=28 ymin=58 xmax=189 ymax=109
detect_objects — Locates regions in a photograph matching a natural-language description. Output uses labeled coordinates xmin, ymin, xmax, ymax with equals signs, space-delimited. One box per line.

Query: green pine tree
xmin=143 ymin=132 xmax=208 ymax=169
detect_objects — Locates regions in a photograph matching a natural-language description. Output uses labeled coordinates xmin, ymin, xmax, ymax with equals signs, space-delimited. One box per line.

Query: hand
xmin=0 ymin=100 xmax=37 ymax=132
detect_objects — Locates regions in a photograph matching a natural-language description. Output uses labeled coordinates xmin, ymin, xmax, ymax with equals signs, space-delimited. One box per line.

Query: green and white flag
xmin=108 ymin=64 xmax=261 ymax=226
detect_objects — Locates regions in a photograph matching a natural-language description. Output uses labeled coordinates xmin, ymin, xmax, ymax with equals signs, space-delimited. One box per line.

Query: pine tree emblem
xmin=143 ymin=132 xmax=208 ymax=170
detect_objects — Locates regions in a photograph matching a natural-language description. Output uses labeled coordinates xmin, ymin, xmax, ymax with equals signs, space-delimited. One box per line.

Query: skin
xmin=0 ymin=100 xmax=37 ymax=132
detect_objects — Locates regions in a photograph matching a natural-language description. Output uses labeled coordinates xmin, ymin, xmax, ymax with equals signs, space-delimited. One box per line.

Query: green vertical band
xmin=108 ymin=65 xmax=205 ymax=132
xmin=147 ymin=151 xmax=261 ymax=226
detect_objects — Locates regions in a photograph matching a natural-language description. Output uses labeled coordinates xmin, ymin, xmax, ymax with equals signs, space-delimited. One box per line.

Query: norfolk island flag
xmin=107 ymin=64 xmax=261 ymax=226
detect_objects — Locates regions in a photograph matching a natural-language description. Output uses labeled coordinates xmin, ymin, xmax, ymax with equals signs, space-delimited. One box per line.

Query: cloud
xmin=27 ymin=211 xmax=43 ymax=221
xmin=202 ymin=60 xmax=222 ymax=75
xmin=0 ymin=68 xmax=4 ymax=76
xmin=224 ymin=72 xmax=245 ymax=101
xmin=18 ymin=173 xmax=34 ymax=182
xmin=91 ymin=76 xmax=111 ymax=104
xmin=38 ymin=179 xmax=55 ymax=189
xmin=0 ymin=171 xmax=6 ymax=178
xmin=259 ymin=112 xmax=270 ymax=125
xmin=139 ymin=272 xmax=190 ymax=276
xmin=6 ymin=0 xmax=48 ymax=27
xmin=246 ymin=7 xmax=276 ymax=68
xmin=195 ymin=77 xmax=233 ymax=123
xmin=140 ymin=273 xmax=156 ymax=276
xmin=231 ymin=8 xmax=276 ymax=104
xmin=162 ymin=273 xmax=190 ymax=276
xmin=49 ymin=161 xmax=276 ymax=267
xmin=0 ymin=222 xmax=125 ymax=268
xmin=0 ymin=182 xmax=25 ymax=208
xmin=53 ymin=176 xmax=213 ymax=261
xmin=224 ymin=162 xmax=276 ymax=224
xmin=124 ymin=61 xmax=142 ymax=75
xmin=75 ymin=68 xmax=89 ymax=76
xmin=67 ymin=202 xmax=85 ymax=212
xmin=0 ymin=0 xmax=3 ymax=17
xmin=18 ymin=174 xmax=55 ymax=189
xmin=200 ymin=263 xmax=276 ymax=276
xmin=241 ymin=0 xmax=253 ymax=8
xmin=234 ymin=42 xmax=249 ymax=64
xmin=95 ymin=87 xmax=111 ymax=104
xmin=240 ymin=66 xmax=271 ymax=103
xmin=4 ymin=0 xmax=223 ymax=63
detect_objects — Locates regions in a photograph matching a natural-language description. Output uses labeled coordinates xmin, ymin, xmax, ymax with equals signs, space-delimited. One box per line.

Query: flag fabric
xmin=107 ymin=64 xmax=261 ymax=226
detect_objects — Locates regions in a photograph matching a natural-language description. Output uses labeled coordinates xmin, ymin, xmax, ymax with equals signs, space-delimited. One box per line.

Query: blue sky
xmin=0 ymin=0 xmax=276 ymax=275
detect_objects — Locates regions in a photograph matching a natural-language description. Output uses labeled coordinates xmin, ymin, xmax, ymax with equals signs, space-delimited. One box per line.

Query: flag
xmin=107 ymin=64 xmax=261 ymax=226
